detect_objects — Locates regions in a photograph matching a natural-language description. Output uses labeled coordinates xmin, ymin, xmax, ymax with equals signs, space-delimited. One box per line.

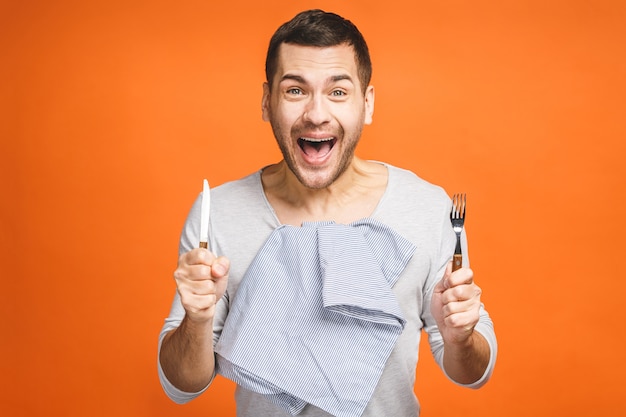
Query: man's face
xmin=262 ymin=43 xmax=374 ymax=189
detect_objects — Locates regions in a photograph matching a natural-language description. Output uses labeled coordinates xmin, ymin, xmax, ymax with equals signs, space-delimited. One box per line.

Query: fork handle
xmin=452 ymin=254 xmax=463 ymax=271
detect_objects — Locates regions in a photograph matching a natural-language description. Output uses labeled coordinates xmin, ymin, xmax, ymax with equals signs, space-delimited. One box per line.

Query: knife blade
xmin=199 ymin=178 xmax=210 ymax=249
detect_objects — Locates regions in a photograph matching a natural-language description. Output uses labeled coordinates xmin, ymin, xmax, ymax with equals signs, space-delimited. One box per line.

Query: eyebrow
xmin=280 ymin=73 xmax=354 ymax=85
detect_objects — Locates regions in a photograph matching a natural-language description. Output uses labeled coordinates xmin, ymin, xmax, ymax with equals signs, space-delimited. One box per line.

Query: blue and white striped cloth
xmin=215 ymin=219 xmax=416 ymax=417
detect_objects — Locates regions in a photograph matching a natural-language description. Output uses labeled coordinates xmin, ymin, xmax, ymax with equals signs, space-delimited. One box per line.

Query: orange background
xmin=2 ymin=0 xmax=625 ymax=416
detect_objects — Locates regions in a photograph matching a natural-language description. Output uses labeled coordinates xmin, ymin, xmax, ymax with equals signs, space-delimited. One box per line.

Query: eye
xmin=331 ymin=90 xmax=346 ymax=97
xmin=287 ymin=87 xmax=303 ymax=95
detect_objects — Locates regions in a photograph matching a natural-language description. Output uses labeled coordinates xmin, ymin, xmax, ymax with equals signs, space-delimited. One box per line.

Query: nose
xmin=302 ymin=95 xmax=331 ymax=125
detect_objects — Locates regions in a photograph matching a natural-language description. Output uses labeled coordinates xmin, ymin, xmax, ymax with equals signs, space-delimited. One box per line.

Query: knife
xmin=199 ymin=179 xmax=210 ymax=249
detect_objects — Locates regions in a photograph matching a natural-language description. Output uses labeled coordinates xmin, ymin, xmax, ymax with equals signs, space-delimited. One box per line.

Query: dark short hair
xmin=265 ymin=9 xmax=372 ymax=94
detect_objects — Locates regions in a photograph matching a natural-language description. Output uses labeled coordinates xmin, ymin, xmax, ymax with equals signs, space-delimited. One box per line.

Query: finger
xmin=181 ymin=248 xmax=217 ymax=266
xmin=180 ymin=292 xmax=217 ymax=314
xmin=434 ymin=262 xmax=453 ymax=293
xmin=446 ymin=267 xmax=474 ymax=288
xmin=174 ymin=263 xmax=213 ymax=283
xmin=441 ymin=296 xmax=481 ymax=316
xmin=211 ymin=256 xmax=230 ymax=279
xmin=441 ymin=283 xmax=482 ymax=304
xmin=184 ymin=279 xmax=218 ymax=296
xmin=442 ymin=308 xmax=480 ymax=331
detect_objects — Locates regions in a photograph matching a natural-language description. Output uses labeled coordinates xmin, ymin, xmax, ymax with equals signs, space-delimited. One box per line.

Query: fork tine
xmin=452 ymin=194 xmax=456 ymax=218
xmin=460 ymin=193 xmax=466 ymax=219
xmin=451 ymin=193 xmax=464 ymax=219
xmin=451 ymin=194 xmax=456 ymax=218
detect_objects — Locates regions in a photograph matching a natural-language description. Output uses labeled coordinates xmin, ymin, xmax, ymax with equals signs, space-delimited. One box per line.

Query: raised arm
xmin=430 ymin=262 xmax=492 ymax=384
xmin=159 ymin=249 xmax=230 ymax=393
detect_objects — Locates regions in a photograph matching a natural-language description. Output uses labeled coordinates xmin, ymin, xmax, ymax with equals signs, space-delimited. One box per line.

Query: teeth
xmin=300 ymin=137 xmax=334 ymax=142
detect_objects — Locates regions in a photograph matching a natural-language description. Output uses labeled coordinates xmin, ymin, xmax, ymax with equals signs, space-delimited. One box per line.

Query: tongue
xmin=301 ymin=140 xmax=332 ymax=158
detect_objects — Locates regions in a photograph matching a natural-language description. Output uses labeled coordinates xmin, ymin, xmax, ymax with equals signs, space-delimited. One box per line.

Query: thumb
xmin=434 ymin=261 xmax=453 ymax=293
xmin=211 ymin=256 xmax=230 ymax=280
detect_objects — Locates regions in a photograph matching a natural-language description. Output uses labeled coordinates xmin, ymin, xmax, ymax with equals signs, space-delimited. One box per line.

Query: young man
xmin=158 ymin=9 xmax=497 ymax=417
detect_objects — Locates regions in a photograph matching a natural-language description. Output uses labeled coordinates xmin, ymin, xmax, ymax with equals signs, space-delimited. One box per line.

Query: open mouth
xmin=298 ymin=137 xmax=336 ymax=158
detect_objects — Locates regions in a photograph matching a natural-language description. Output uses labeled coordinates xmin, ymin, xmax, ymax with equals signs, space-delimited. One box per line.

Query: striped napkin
xmin=215 ymin=219 xmax=415 ymax=417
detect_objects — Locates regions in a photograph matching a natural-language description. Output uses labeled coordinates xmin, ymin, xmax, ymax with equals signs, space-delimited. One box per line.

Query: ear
xmin=364 ymin=85 xmax=375 ymax=125
xmin=261 ymin=82 xmax=271 ymax=122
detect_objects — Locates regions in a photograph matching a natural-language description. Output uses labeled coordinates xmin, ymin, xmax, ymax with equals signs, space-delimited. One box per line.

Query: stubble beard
xmin=271 ymin=122 xmax=362 ymax=190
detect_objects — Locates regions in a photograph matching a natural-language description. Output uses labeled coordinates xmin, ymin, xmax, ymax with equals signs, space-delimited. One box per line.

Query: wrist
xmin=180 ymin=314 xmax=214 ymax=341
xmin=444 ymin=330 xmax=476 ymax=355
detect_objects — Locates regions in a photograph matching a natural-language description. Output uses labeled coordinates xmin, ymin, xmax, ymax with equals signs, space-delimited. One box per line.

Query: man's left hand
xmin=431 ymin=262 xmax=482 ymax=346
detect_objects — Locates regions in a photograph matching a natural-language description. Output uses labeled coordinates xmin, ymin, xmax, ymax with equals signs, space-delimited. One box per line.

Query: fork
xmin=450 ymin=193 xmax=466 ymax=271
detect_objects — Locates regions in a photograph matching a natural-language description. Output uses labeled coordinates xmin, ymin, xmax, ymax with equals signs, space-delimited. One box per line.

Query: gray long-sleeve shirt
xmin=158 ymin=163 xmax=497 ymax=416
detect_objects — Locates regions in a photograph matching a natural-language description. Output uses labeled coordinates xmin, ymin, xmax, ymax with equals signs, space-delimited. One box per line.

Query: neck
xmin=261 ymin=157 xmax=388 ymax=225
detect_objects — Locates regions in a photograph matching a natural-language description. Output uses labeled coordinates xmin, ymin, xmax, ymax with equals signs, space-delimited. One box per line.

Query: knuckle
xmin=445 ymin=315 xmax=460 ymax=327
xmin=475 ymin=285 xmax=482 ymax=296
xmin=451 ymin=286 xmax=464 ymax=300
xmin=196 ymin=248 xmax=207 ymax=262
xmin=198 ymin=265 xmax=212 ymax=278
xmin=173 ymin=269 xmax=186 ymax=282
xmin=198 ymin=281 xmax=215 ymax=295
xmin=447 ymin=314 xmax=469 ymax=329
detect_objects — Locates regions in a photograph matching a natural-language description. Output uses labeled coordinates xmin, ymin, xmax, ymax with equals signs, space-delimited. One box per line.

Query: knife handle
xmin=199 ymin=242 xmax=208 ymax=249
xmin=452 ymin=254 xmax=462 ymax=271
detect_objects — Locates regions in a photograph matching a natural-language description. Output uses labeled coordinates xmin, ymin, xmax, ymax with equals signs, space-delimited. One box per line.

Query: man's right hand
xmin=160 ymin=249 xmax=229 ymax=392
xmin=174 ymin=248 xmax=230 ymax=323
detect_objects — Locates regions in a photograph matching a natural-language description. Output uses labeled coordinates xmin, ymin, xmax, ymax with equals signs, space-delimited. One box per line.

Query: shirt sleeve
xmin=421 ymin=220 xmax=498 ymax=389
xmin=156 ymin=194 xmax=214 ymax=403
xmin=157 ymin=292 xmax=213 ymax=403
